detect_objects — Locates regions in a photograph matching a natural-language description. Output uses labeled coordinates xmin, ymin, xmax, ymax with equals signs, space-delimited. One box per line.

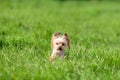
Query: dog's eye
xmin=56 ymin=43 xmax=58 ymax=45
xmin=62 ymin=43 xmax=65 ymax=46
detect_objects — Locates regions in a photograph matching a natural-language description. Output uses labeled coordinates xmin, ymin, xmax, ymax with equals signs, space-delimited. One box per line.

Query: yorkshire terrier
xmin=50 ymin=32 xmax=70 ymax=61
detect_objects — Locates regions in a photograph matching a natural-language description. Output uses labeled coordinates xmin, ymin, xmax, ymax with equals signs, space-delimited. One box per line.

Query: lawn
xmin=0 ymin=0 xmax=120 ymax=80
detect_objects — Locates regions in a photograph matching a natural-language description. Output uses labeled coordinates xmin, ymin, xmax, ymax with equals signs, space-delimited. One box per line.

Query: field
xmin=0 ymin=0 xmax=120 ymax=80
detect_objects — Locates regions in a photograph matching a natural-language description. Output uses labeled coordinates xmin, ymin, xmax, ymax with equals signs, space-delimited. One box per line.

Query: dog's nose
xmin=58 ymin=47 xmax=62 ymax=50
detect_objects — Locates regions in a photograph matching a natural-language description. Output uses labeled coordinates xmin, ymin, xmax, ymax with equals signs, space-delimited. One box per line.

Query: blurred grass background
xmin=0 ymin=0 xmax=120 ymax=80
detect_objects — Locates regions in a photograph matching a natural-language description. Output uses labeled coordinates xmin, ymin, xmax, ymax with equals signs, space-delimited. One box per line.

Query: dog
xmin=50 ymin=32 xmax=70 ymax=61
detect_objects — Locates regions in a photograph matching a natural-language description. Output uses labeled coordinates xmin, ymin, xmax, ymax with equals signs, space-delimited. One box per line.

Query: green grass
xmin=0 ymin=0 xmax=120 ymax=80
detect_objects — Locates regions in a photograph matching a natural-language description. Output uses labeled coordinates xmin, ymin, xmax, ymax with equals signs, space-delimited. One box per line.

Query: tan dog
xmin=50 ymin=32 xmax=70 ymax=61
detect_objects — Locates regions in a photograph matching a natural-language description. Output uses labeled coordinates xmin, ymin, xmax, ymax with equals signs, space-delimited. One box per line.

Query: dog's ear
xmin=52 ymin=32 xmax=61 ymax=40
xmin=51 ymin=32 xmax=61 ymax=47
xmin=54 ymin=32 xmax=61 ymax=37
xmin=63 ymin=33 xmax=70 ymax=49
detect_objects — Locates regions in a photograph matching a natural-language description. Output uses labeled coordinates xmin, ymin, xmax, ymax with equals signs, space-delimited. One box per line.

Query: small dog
xmin=50 ymin=32 xmax=70 ymax=61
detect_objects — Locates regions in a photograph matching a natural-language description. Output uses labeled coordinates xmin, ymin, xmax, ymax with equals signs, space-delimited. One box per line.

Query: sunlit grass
xmin=0 ymin=0 xmax=120 ymax=80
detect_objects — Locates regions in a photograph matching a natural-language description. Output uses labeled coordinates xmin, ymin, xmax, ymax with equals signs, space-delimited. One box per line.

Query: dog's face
xmin=53 ymin=37 xmax=67 ymax=51
xmin=51 ymin=32 xmax=70 ymax=51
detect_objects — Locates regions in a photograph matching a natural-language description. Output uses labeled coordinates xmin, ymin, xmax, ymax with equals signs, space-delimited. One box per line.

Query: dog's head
xmin=51 ymin=32 xmax=70 ymax=51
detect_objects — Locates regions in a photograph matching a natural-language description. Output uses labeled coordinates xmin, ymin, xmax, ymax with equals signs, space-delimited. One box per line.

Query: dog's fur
xmin=50 ymin=32 xmax=70 ymax=61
